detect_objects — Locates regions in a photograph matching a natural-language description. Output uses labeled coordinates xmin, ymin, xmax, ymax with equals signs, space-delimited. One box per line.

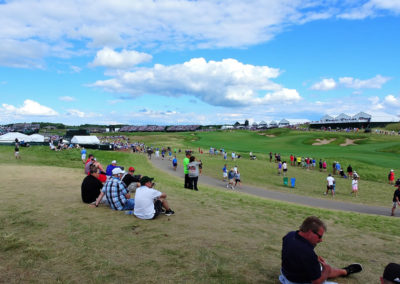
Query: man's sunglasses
xmin=312 ymin=231 xmax=323 ymax=239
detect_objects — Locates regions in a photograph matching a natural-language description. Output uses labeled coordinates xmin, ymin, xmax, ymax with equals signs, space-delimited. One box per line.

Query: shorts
xmin=223 ymin=172 xmax=228 ymax=178
xmin=81 ymin=154 xmax=86 ymax=160
xmin=235 ymin=178 xmax=241 ymax=182
xmin=229 ymin=178 xmax=235 ymax=184
xmin=283 ymin=169 xmax=287 ymax=172
xmin=14 ymin=151 xmax=19 ymax=156
xmin=393 ymin=202 xmax=398 ymax=208
xmin=327 ymin=185 xmax=334 ymax=190
xmin=152 ymin=199 xmax=164 ymax=219
xmin=352 ymin=185 xmax=358 ymax=191
xmin=173 ymin=162 xmax=177 ymax=167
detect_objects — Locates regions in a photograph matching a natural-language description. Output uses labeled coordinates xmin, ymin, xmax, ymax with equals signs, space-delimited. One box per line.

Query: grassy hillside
xmin=0 ymin=149 xmax=399 ymax=283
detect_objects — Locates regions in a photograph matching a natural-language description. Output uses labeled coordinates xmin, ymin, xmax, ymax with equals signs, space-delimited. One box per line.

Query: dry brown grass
xmin=0 ymin=164 xmax=399 ymax=283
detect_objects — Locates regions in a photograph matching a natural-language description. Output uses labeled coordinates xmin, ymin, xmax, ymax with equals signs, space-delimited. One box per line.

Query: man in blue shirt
xmin=94 ymin=168 xmax=134 ymax=210
xmin=280 ymin=216 xmax=362 ymax=283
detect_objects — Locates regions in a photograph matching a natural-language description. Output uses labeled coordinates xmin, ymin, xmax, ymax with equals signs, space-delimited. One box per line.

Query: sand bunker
xmin=258 ymin=133 xmax=275 ymax=137
xmin=340 ymin=138 xmax=362 ymax=146
xmin=312 ymin=138 xmax=336 ymax=145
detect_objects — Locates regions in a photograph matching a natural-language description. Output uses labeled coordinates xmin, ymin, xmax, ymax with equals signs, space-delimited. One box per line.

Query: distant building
xmin=269 ymin=120 xmax=278 ymax=128
xmin=279 ymin=119 xmax=290 ymax=127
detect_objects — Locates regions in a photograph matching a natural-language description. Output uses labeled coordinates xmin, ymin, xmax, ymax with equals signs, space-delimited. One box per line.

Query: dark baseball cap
xmin=383 ymin=263 xmax=400 ymax=282
xmin=140 ymin=176 xmax=154 ymax=185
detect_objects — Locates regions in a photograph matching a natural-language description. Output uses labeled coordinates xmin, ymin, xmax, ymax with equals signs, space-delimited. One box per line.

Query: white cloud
xmin=338 ymin=0 xmax=400 ymax=19
xmin=311 ymin=75 xmax=390 ymax=91
xmin=338 ymin=75 xmax=390 ymax=89
xmin=70 ymin=65 xmax=81 ymax=73
xmin=66 ymin=109 xmax=102 ymax=118
xmin=0 ymin=0 xmax=388 ymax=68
xmin=59 ymin=96 xmax=76 ymax=102
xmin=89 ymin=57 xmax=300 ymax=107
xmin=311 ymin=78 xmax=337 ymax=91
xmin=90 ymin=47 xmax=152 ymax=69
xmin=1 ymin=99 xmax=58 ymax=116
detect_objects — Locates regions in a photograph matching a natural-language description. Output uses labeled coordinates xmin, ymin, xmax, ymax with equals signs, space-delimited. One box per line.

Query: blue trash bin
xmin=291 ymin=178 xmax=296 ymax=188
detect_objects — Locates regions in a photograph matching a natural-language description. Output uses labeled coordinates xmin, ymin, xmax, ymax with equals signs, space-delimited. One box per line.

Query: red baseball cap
xmin=128 ymin=167 xmax=135 ymax=172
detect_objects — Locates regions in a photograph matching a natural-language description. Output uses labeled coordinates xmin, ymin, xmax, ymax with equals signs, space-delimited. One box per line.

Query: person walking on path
xmin=391 ymin=180 xmax=400 ymax=216
xmin=235 ymin=170 xmax=241 ymax=187
xmin=172 ymin=156 xmax=177 ymax=171
xmin=388 ymin=169 xmax=395 ymax=185
xmin=183 ymin=152 xmax=191 ymax=188
xmin=227 ymin=168 xmax=236 ymax=190
xmin=279 ymin=216 xmax=362 ymax=283
xmin=187 ymin=156 xmax=201 ymax=191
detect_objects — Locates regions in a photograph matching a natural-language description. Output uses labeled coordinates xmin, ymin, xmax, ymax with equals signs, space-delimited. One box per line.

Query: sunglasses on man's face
xmin=312 ymin=231 xmax=323 ymax=239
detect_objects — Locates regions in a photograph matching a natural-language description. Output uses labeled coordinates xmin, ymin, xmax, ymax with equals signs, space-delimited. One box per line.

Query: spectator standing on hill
xmin=80 ymin=147 xmax=86 ymax=163
xmin=335 ymin=162 xmax=341 ymax=175
xmin=183 ymin=152 xmax=191 ymax=188
xmin=188 ymin=156 xmax=201 ymax=191
xmin=325 ymin=174 xmax=335 ymax=196
xmin=332 ymin=161 xmax=337 ymax=175
xmin=381 ymin=263 xmax=400 ymax=283
xmin=388 ymin=170 xmax=395 ymax=185
xmin=297 ymin=156 xmax=301 ymax=167
xmin=319 ymin=159 xmax=323 ymax=172
xmin=278 ymin=161 xmax=282 ymax=175
xmin=222 ymin=164 xmax=228 ymax=181
xmin=351 ymin=175 xmax=359 ymax=197
xmin=279 ymin=216 xmax=362 ymax=283
xmin=347 ymin=165 xmax=353 ymax=178
xmin=14 ymin=138 xmax=20 ymax=159
xmin=322 ymin=160 xmax=327 ymax=171
xmin=290 ymin=154 xmax=294 ymax=166
xmin=270 ymin=152 xmax=273 ymax=162
xmin=134 ymin=176 xmax=174 ymax=219
xmin=391 ymin=180 xmax=400 ymax=216
xmin=282 ymin=161 xmax=288 ymax=177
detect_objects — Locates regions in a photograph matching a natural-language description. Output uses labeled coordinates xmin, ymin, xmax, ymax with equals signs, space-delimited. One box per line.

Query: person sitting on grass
xmin=106 ymin=160 xmax=119 ymax=176
xmin=94 ymin=168 xmax=134 ymax=211
xmin=280 ymin=216 xmax=362 ymax=284
xmin=81 ymin=165 xmax=108 ymax=205
xmin=122 ymin=166 xmax=142 ymax=195
xmin=134 ymin=176 xmax=174 ymax=219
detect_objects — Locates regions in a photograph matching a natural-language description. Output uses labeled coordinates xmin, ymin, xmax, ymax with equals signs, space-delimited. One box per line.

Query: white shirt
xmin=327 ymin=176 xmax=335 ymax=186
xmin=134 ymin=185 xmax=162 ymax=219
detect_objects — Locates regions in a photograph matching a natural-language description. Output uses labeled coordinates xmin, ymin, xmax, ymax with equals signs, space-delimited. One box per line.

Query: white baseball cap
xmin=112 ymin=168 xmax=125 ymax=175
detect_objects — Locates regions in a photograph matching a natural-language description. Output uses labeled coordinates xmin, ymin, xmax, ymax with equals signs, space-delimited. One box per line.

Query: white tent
xmin=71 ymin=136 xmax=100 ymax=145
xmin=29 ymin=134 xmax=45 ymax=142
xmin=0 ymin=132 xmax=30 ymax=143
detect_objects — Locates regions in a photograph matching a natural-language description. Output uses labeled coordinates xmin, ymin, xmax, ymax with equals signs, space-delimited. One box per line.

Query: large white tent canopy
xmin=0 ymin=132 xmax=30 ymax=142
xmin=0 ymin=132 xmax=46 ymax=143
xmin=71 ymin=136 xmax=100 ymax=145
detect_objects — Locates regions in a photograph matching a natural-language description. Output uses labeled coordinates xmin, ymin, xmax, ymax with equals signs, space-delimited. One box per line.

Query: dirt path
xmin=150 ymin=158 xmax=394 ymax=217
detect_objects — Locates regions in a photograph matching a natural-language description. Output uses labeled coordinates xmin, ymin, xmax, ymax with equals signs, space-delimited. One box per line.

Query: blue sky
xmin=0 ymin=0 xmax=399 ymax=125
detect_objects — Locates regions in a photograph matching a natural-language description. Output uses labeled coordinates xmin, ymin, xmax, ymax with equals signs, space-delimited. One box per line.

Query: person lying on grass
xmin=280 ymin=216 xmax=362 ymax=284
xmin=134 ymin=176 xmax=174 ymax=220
xmin=94 ymin=168 xmax=135 ymax=211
